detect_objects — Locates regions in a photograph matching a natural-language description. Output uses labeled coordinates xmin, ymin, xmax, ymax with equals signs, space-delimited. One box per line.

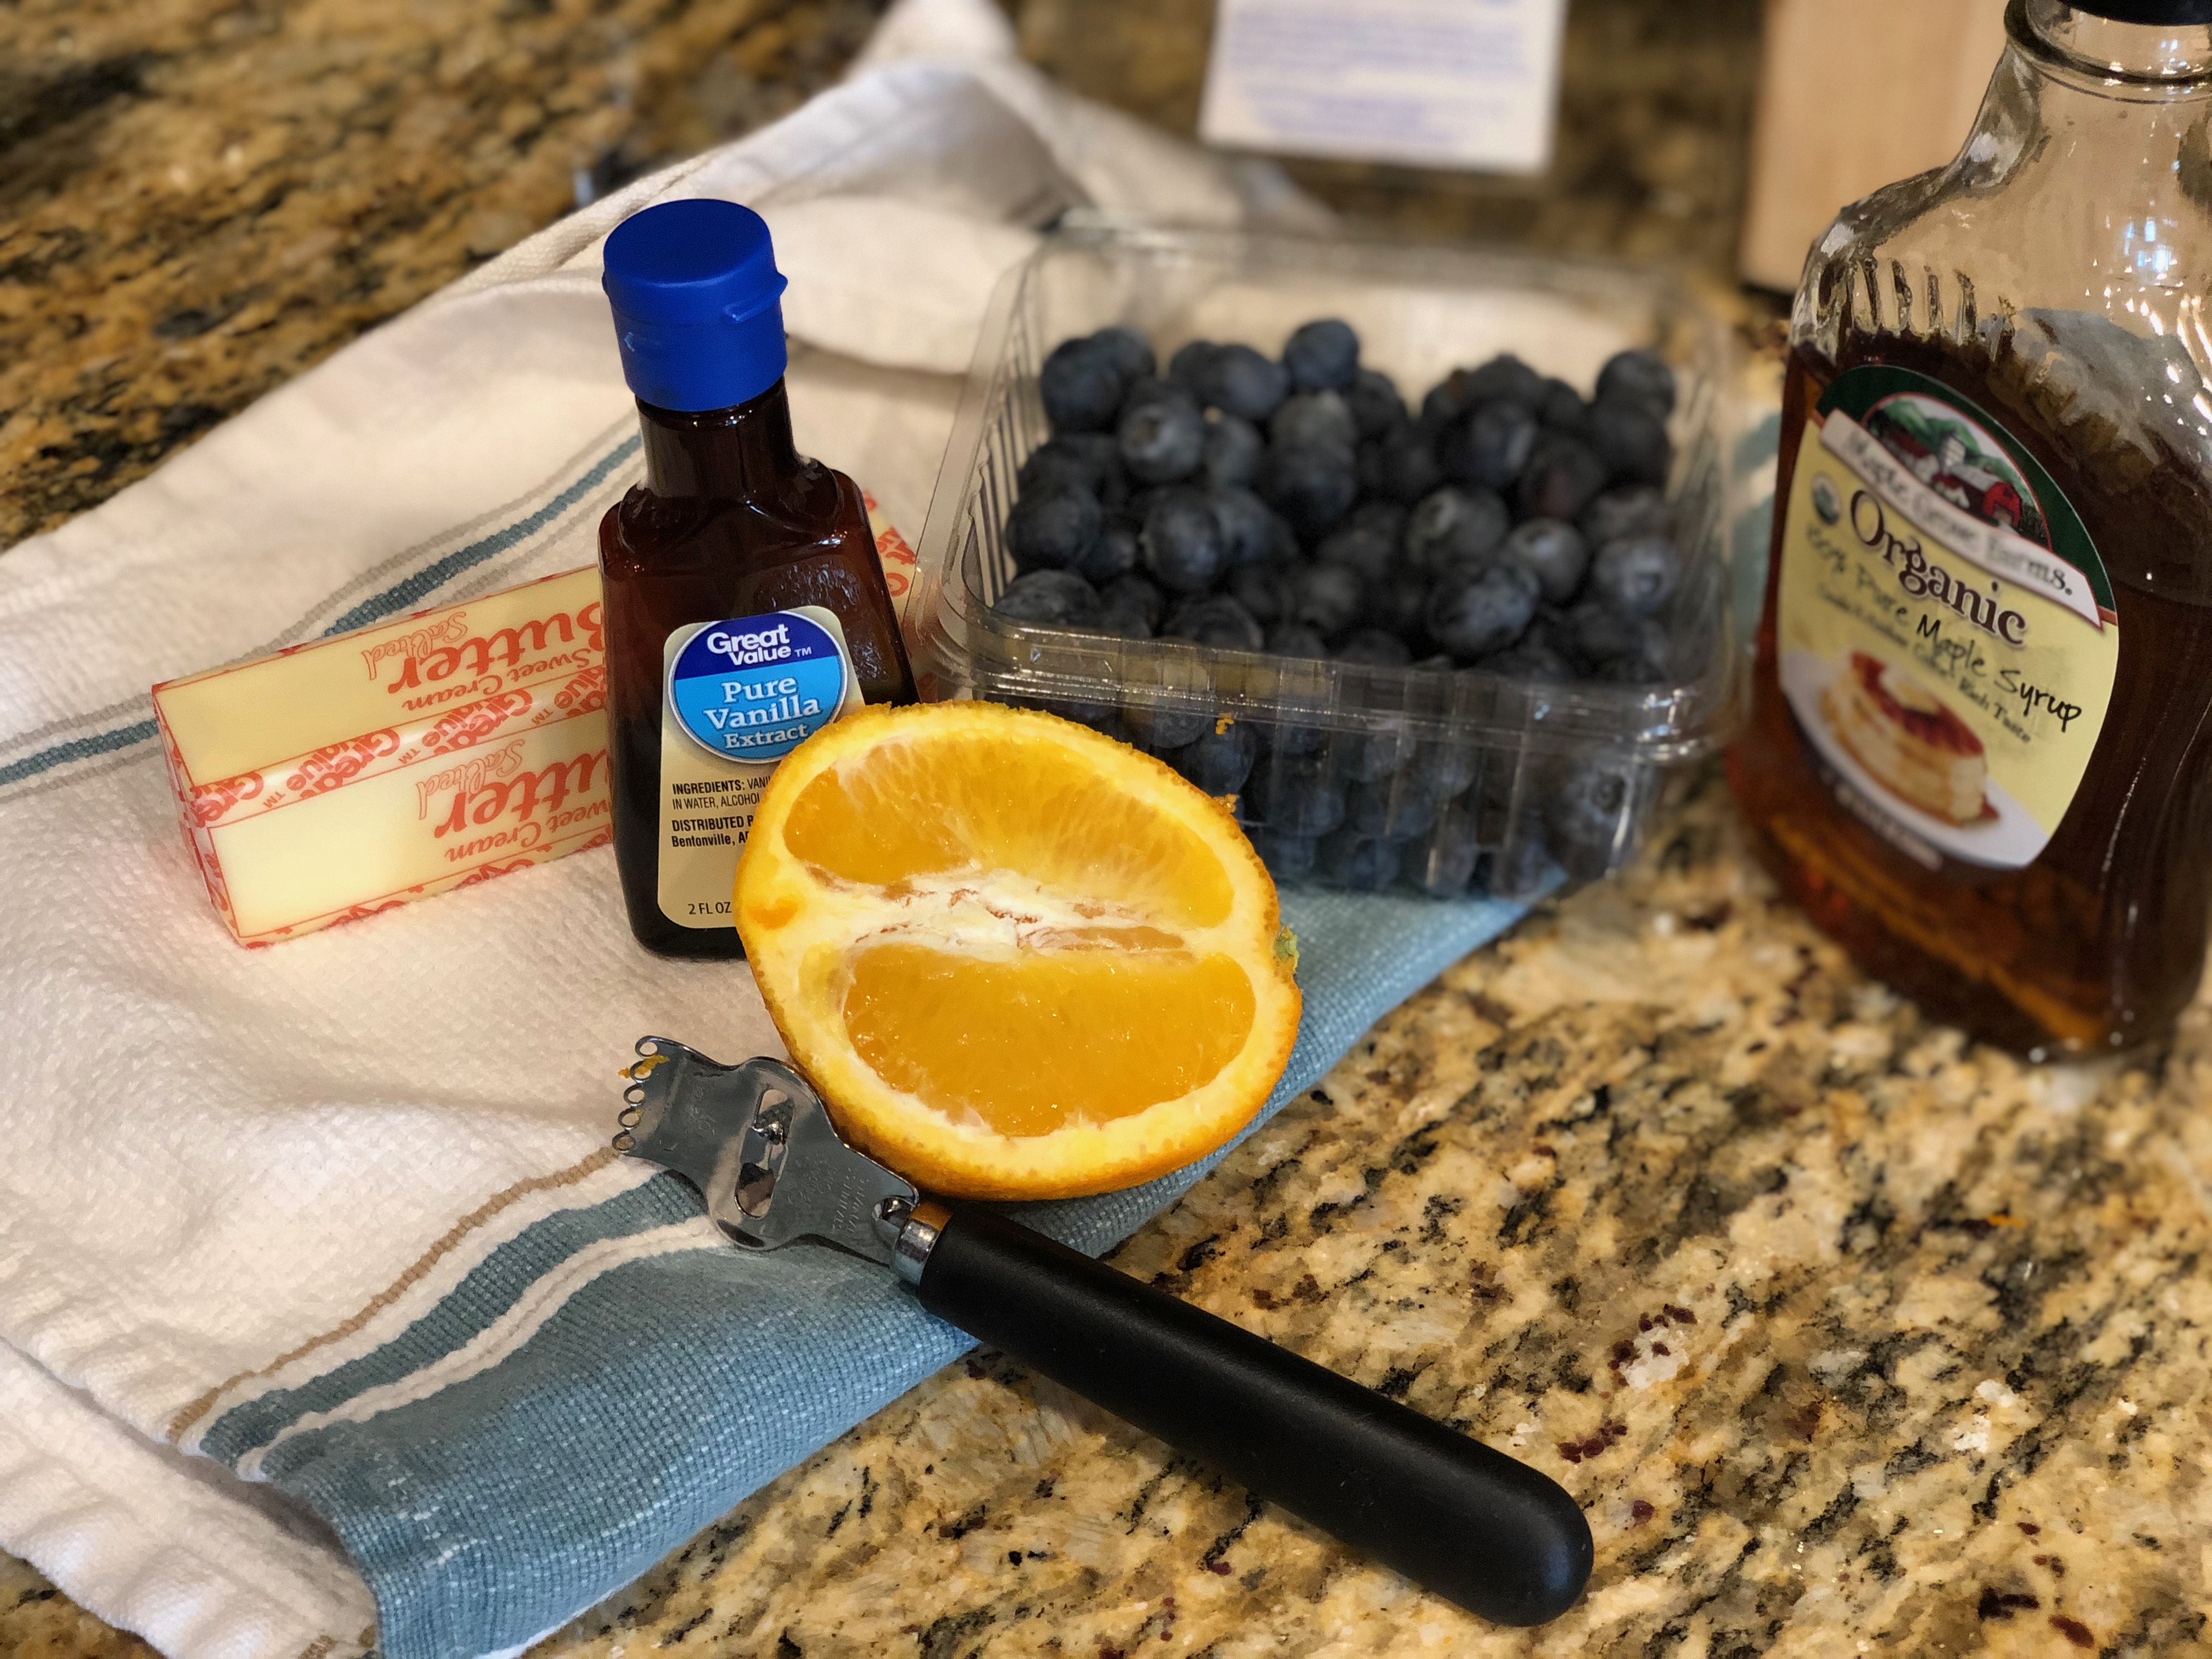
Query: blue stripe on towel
xmin=0 ymin=718 xmax=161 ymax=790
xmin=200 ymin=1172 xmax=710 ymax=1466
xmin=321 ymin=436 xmax=638 ymax=637
xmin=0 ymin=432 xmax=637 ymax=795
xmin=248 ymin=885 xmax=1543 ymax=1658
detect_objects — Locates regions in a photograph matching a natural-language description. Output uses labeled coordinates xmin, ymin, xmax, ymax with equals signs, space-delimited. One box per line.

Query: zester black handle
xmin=913 ymin=1202 xmax=1592 ymax=1627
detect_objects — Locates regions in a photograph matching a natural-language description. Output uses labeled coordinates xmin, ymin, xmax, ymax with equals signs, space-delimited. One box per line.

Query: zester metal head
xmin=616 ymin=1037 xmax=917 ymax=1265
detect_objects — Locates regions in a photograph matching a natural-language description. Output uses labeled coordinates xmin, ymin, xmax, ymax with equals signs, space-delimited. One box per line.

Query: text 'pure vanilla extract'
xmin=596 ymin=199 xmax=914 ymax=959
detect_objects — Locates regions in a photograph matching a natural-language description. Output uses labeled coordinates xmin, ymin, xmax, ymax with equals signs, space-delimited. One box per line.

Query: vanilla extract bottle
xmin=597 ymin=200 xmax=915 ymax=958
xmin=1731 ymin=0 xmax=2212 ymax=1057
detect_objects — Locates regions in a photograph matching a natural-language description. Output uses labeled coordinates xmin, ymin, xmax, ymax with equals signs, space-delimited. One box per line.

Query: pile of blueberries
xmin=994 ymin=318 xmax=1684 ymax=682
xmin=989 ymin=318 xmax=1688 ymax=896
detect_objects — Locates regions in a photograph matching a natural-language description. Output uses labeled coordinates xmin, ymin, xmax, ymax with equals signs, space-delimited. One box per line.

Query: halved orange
xmin=735 ymin=702 xmax=1301 ymax=1199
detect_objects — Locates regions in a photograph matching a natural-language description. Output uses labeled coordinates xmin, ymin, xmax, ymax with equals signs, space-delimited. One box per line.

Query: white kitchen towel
xmin=0 ymin=3 xmax=1545 ymax=1656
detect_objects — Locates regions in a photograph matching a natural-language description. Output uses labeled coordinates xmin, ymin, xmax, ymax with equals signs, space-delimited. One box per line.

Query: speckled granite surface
xmin=8 ymin=2 xmax=2208 ymax=1655
xmin=500 ymin=770 xmax=2210 ymax=1658
xmin=7 ymin=780 xmax=2210 ymax=1654
xmin=0 ymin=0 xmax=891 ymax=549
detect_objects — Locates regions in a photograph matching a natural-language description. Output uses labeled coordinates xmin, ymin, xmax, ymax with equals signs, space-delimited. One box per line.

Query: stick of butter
xmin=151 ymin=568 xmax=609 ymax=946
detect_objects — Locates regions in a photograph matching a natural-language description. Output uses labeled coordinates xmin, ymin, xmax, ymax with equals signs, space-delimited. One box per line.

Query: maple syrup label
xmin=1774 ymin=365 xmax=2115 ymax=872
xmin=656 ymin=606 xmax=860 ymax=928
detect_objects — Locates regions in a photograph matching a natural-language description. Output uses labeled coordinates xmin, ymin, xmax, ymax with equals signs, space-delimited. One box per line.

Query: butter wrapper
xmin=151 ymin=568 xmax=609 ymax=945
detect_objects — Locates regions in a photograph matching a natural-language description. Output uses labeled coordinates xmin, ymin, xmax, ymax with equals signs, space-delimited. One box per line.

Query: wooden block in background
xmin=1740 ymin=0 xmax=2008 ymax=292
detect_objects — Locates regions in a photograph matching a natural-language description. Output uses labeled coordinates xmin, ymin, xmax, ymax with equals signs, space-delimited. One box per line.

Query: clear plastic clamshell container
xmin=906 ymin=218 xmax=1746 ymax=900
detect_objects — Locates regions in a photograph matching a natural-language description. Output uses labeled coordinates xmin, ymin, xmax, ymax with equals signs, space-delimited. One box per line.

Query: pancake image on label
xmin=1818 ymin=651 xmax=1990 ymax=826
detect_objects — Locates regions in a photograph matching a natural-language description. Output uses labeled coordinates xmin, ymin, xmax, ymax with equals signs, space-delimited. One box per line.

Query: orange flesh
xmin=782 ymin=731 xmax=1235 ymax=929
xmin=840 ymin=941 xmax=1257 ymax=1137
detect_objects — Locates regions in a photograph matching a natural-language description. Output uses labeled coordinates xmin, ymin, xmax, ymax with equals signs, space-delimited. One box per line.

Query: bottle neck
xmin=637 ymin=379 xmax=802 ymax=500
xmin=2018 ymin=0 xmax=2212 ymax=84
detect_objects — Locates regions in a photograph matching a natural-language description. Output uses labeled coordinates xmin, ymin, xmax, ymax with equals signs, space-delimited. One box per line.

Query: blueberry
xmin=1197 ymin=344 xmax=1292 ymax=422
xmin=1431 ymin=563 xmax=1538 ymax=660
xmin=1017 ymin=438 xmax=1104 ymax=498
xmin=1094 ymin=577 xmax=1156 ymax=639
xmin=1344 ymin=720 xmax=1417 ymax=784
xmin=1317 ymin=829 xmax=1402 ymax=891
xmin=1589 ymin=534 xmax=1682 ymax=617
xmin=1363 ymin=564 xmax=1431 ymax=643
xmin=1246 ymin=827 xmax=1318 ymax=881
xmin=1120 ymin=375 xmax=1189 ymax=419
xmin=1315 ymin=518 xmax=1397 ymax=578
xmin=1589 ymin=396 xmax=1672 ymax=487
xmin=1269 ymin=391 xmax=1357 ymax=456
xmin=1100 ymin=572 xmax=1166 ymax=630
xmin=1208 ymin=486 xmax=1280 ymax=568
xmin=1443 ymin=400 xmax=1539 ymax=491
xmin=1286 ymin=561 xmax=1364 ymax=637
xmin=1537 ymin=377 xmax=1589 ymax=433
xmin=1521 ymin=608 xmax=1580 ymax=663
xmin=1228 ymin=560 xmax=1293 ymax=626
xmin=1564 ymin=600 xmax=1669 ymax=675
xmin=1253 ymin=713 xmax=1327 ymax=757
xmin=1462 ymin=353 xmax=1546 ymax=409
xmin=1250 ymin=749 xmax=1346 ymax=837
xmin=1548 ymin=760 xmax=1635 ymax=849
xmin=1365 ymin=430 xmax=1444 ymax=505
xmin=1034 ymin=694 xmax=1121 ymax=732
xmin=1403 ymin=486 xmax=1510 ymax=575
xmin=1346 ymin=368 xmax=1406 ymax=436
xmin=1580 ymin=484 xmax=1670 ymax=547
xmin=1171 ymin=721 xmax=1260 ymax=794
xmin=1497 ymin=518 xmax=1589 ymax=605
xmin=1091 ymin=325 xmax=1156 ymax=386
xmin=1596 ymin=652 xmax=1667 ymax=686
xmin=1410 ymin=740 xmax=1479 ymax=800
xmin=1420 ymin=368 xmax=1478 ymax=427
xmin=1167 ymin=340 xmax=1218 ymax=394
xmin=1256 ymin=443 xmax=1359 ymax=533
xmin=1517 ymin=434 xmax=1609 ymax=523
xmin=1595 ymin=348 xmax=1675 ymax=416
xmin=1476 ymin=642 xmax=1576 ymax=681
xmin=1408 ymin=809 xmax=1481 ymax=897
xmin=1039 ymin=337 xmax=1125 ymax=433
xmin=1005 ymin=485 xmax=1102 ymax=572
xmin=1163 ymin=592 xmax=1266 ymax=650
xmin=1349 ymin=496 xmax=1408 ymax=543
xmin=1120 ymin=392 xmax=1207 ymax=484
xmin=1077 ymin=521 xmax=1141 ymax=585
xmin=994 ymin=568 xmax=1102 ymax=627
xmin=1283 ymin=318 xmax=1360 ymax=392
xmin=1488 ymin=828 xmax=1555 ymax=899
xmin=1347 ymin=777 xmax=1438 ymax=840
xmin=1265 ymin=622 xmax=1331 ymax=659
xmin=1141 ymin=489 xmax=1227 ymax=592
xmin=1125 ymin=699 xmax=1214 ymax=750
xmin=1334 ymin=627 xmax=1413 ymax=667
xmin=1201 ymin=415 xmax=1264 ymax=489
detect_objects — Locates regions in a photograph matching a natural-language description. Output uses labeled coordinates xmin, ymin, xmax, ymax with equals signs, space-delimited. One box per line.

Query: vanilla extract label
xmin=1774 ymin=364 xmax=2116 ymax=872
xmin=656 ymin=606 xmax=860 ymax=928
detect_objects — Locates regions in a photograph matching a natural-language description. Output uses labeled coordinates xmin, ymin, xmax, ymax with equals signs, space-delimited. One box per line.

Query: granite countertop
xmin=7 ymin=2 xmax=2206 ymax=1656
xmin=510 ymin=770 xmax=2212 ymax=1657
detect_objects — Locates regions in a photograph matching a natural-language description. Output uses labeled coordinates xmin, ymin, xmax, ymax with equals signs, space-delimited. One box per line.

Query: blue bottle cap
xmin=602 ymin=199 xmax=790 ymax=413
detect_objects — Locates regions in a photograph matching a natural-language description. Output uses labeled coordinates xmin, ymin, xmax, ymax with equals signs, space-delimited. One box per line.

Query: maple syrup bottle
xmin=598 ymin=199 xmax=914 ymax=958
xmin=1733 ymin=0 xmax=2212 ymax=1057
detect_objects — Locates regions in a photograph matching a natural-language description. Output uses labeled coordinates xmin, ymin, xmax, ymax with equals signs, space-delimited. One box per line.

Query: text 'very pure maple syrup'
xmin=596 ymin=199 xmax=914 ymax=959
xmin=1731 ymin=1 xmax=2212 ymax=1057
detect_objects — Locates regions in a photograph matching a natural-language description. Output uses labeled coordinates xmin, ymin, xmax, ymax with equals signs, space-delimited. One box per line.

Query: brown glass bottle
xmin=1731 ymin=1 xmax=2212 ymax=1057
xmin=599 ymin=385 xmax=915 ymax=958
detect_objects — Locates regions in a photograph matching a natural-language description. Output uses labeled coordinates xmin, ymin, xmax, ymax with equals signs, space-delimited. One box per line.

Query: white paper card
xmin=1198 ymin=0 xmax=1567 ymax=175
